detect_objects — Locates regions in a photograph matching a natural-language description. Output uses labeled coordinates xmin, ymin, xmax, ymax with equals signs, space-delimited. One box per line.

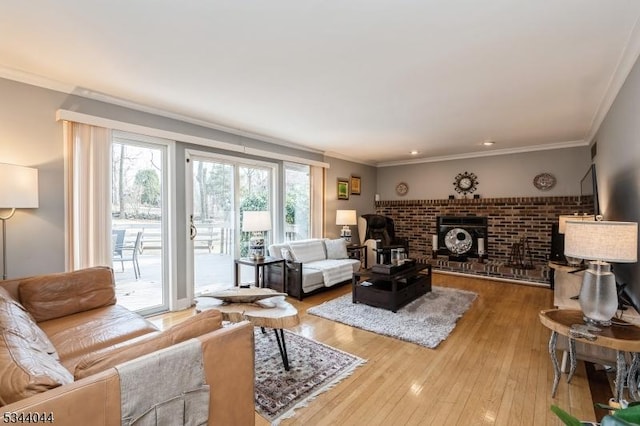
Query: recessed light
xmin=482 ymin=140 xmax=495 ymax=146
xmin=410 ymin=150 xmax=420 ymax=155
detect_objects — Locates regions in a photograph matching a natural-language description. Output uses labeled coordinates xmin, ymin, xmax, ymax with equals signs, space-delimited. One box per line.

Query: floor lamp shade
xmin=0 ymin=163 xmax=39 ymax=209
xmin=0 ymin=163 xmax=39 ymax=280
xmin=564 ymin=220 xmax=638 ymax=325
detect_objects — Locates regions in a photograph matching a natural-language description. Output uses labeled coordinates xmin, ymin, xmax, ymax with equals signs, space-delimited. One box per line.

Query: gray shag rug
xmin=254 ymin=328 xmax=365 ymax=425
xmin=307 ymin=286 xmax=477 ymax=349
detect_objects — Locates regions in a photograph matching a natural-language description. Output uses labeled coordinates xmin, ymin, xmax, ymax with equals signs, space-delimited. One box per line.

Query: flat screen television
xmin=580 ymin=163 xmax=600 ymax=216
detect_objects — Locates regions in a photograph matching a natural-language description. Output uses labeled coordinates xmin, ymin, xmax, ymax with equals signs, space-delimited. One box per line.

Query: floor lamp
xmin=0 ymin=163 xmax=39 ymax=280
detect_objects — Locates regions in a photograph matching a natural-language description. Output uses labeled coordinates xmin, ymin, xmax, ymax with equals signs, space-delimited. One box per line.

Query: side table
xmin=234 ymin=256 xmax=286 ymax=291
xmin=539 ymin=309 xmax=640 ymax=401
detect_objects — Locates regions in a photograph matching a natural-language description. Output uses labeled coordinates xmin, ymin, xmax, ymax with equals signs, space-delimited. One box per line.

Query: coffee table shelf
xmin=352 ymin=263 xmax=432 ymax=312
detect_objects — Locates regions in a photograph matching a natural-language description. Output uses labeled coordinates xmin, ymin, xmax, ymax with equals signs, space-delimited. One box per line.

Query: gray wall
xmin=377 ymin=147 xmax=591 ymax=200
xmin=593 ymin=54 xmax=640 ymax=307
xmin=0 ymin=79 xmax=67 ymax=278
xmin=324 ymin=156 xmax=377 ymax=243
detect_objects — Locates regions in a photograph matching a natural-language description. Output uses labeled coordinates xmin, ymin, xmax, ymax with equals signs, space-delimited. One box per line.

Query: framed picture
xmin=337 ymin=178 xmax=349 ymax=200
xmin=350 ymin=175 xmax=361 ymax=195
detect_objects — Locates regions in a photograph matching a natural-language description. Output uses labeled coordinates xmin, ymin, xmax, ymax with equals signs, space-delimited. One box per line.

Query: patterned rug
xmin=307 ymin=286 xmax=477 ymax=349
xmin=254 ymin=328 xmax=365 ymax=425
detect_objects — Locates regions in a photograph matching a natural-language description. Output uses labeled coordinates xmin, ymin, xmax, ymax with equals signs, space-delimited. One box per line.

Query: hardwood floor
xmin=150 ymin=273 xmax=597 ymax=425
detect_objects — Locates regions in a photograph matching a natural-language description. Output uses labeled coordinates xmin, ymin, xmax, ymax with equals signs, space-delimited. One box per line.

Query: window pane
xmin=284 ymin=162 xmax=310 ymax=241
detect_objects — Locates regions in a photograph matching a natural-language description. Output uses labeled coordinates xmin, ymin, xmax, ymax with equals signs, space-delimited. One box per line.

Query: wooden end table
xmin=234 ymin=256 xmax=286 ymax=290
xmin=196 ymin=293 xmax=299 ymax=371
xmin=539 ymin=309 xmax=640 ymax=401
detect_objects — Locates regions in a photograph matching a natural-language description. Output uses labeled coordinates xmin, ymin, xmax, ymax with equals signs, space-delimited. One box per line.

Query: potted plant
xmin=552 ymin=402 xmax=640 ymax=425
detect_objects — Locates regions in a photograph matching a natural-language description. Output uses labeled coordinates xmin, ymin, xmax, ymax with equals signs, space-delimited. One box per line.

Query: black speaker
xmin=550 ymin=223 xmax=564 ymax=262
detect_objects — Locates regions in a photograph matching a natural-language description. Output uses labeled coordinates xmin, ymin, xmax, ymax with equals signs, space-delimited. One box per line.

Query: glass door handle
xmin=189 ymin=215 xmax=198 ymax=240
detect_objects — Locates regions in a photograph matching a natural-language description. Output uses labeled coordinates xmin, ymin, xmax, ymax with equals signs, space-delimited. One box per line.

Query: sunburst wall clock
xmin=453 ymin=172 xmax=479 ymax=195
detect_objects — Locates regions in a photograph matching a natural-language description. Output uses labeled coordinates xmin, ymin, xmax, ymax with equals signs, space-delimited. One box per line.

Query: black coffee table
xmin=352 ymin=263 xmax=432 ymax=312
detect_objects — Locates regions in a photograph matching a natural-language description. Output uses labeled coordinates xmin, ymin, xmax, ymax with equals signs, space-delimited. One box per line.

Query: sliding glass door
xmin=187 ymin=152 xmax=276 ymax=294
xmin=111 ymin=135 xmax=170 ymax=314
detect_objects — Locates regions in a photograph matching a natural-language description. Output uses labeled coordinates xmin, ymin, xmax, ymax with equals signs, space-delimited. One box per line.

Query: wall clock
xmin=395 ymin=182 xmax=409 ymax=196
xmin=453 ymin=172 xmax=478 ymax=195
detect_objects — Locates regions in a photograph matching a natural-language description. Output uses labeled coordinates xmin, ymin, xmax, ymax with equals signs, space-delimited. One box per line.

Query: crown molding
xmin=376 ymin=140 xmax=588 ymax=167
xmin=586 ymin=14 xmax=640 ymax=143
xmin=323 ymin=150 xmax=377 ymax=167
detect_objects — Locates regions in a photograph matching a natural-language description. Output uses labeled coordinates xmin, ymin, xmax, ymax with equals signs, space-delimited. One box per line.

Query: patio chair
xmin=115 ymin=231 xmax=143 ymax=279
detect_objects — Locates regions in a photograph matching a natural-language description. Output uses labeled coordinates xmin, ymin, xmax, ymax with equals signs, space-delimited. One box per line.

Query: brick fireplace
xmin=375 ymin=195 xmax=593 ymax=284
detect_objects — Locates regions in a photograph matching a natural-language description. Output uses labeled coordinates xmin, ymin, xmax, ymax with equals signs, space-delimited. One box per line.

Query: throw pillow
xmin=288 ymin=240 xmax=326 ymax=263
xmin=325 ymin=238 xmax=348 ymax=259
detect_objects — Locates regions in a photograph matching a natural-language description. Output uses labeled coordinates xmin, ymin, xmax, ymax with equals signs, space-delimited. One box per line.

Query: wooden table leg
xmin=549 ymin=331 xmax=561 ymax=397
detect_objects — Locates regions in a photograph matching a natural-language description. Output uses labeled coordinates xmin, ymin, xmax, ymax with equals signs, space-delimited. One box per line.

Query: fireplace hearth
xmin=436 ymin=216 xmax=488 ymax=261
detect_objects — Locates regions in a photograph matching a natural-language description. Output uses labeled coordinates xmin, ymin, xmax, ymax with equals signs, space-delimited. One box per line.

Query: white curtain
xmin=64 ymin=121 xmax=112 ymax=270
xmin=310 ymin=165 xmax=325 ymax=238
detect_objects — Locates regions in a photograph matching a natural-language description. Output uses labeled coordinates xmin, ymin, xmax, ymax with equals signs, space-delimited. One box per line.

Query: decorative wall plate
xmin=396 ymin=182 xmax=409 ymax=196
xmin=533 ymin=173 xmax=556 ymax=191
xmin=453 ymin=171 xmax=478 ymax=195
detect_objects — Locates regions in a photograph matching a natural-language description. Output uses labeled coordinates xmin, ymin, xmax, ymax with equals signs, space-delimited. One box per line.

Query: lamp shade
xmin=242 ymin=211 xmax=271 ymax=232
xmin=558 ymin=214 xmax=595 ymax=234
xmin=564 ymin=220 xmax=638 ymax=263
xmin=0 ymin=163 xmax=39 ymax=208
xmin=336 ymin=210 xmax=357 ymax=226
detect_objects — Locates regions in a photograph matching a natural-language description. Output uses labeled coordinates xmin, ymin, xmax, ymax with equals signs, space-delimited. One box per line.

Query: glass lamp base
xmin=579 ymin=261 xmax=618 ymax=327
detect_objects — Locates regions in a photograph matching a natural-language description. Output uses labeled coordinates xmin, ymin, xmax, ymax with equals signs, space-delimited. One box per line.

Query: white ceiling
xmin=2 ymin=1 xmax=640 ymax=166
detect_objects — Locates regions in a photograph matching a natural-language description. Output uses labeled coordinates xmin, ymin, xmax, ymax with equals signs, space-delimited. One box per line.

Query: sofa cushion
xmin=0 ymin=287 xmax=58 ymax=359
xmin=74 ymin=309 xmax=223 ymax=379
xmin=288 ymin=239 xmax=327 ymax=263
xmin=39 ymin=305 xmax=158 ymax=361
xmin=0 ymin=290 xmax=74 ymax=405
xmin=325 ymin=238 xmax=348 ymax=259
xmin=19 ymin=266 xmax=117 ymax=322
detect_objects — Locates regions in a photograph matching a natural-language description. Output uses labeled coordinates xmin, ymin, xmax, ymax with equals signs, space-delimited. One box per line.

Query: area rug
xmin=307 ymin=286 xmax=477 ymax=349
xmin=254 ymin=328 xmax=366 ymax=425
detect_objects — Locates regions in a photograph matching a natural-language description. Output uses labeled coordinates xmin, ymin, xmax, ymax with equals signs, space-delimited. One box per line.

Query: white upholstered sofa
xmin=267 ymin=238 xmax=361 ymax=299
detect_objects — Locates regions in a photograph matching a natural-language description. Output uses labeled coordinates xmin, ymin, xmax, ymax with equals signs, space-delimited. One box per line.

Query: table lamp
xmin=558 ymin=214 xmax=595 ymax=266
xmin=564 ymin=219 xmax=638 ymax=326
xmin=0 ymin=163 xmax=39 ymax=280
xmin=336 ymin=210 xmax=357 ymax=243
xmin=242 ymin=211 xmax=271 ymax=260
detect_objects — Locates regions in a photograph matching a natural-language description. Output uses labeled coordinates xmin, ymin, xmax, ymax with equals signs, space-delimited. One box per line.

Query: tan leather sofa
xmin=0 ymin=266 xmax=255 ymax=425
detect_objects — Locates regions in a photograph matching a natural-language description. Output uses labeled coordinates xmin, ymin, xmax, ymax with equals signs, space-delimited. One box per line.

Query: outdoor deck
xmin=114 ymin=248 xmax=258 ymax=312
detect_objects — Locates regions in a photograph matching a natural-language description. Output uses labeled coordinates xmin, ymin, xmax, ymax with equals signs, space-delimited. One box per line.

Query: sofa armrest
xmin=0 ymin=368 xmax=122 ymax=426
xmin=1 ymin=321 xmax=255 ymax=426
xmin=200 ymin=321 xmax=255 ymax=425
